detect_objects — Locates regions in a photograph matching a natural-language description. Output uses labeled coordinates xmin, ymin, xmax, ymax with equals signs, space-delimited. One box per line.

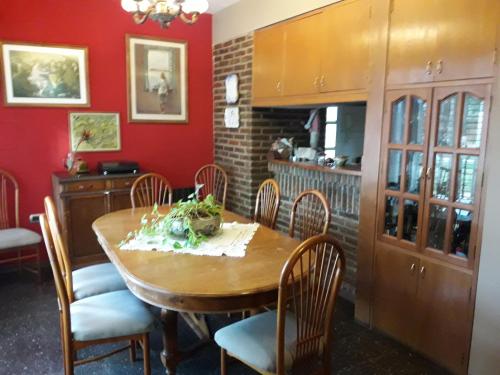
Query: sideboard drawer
xmin=111 ymin=178 xmax=136 ymax=189
xmin=65 ymin=180 xmax=106 ymax=193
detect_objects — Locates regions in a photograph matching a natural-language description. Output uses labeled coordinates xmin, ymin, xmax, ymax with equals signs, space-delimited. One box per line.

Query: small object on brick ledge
xmin=267 ymin=137 xmax=294 ymax=160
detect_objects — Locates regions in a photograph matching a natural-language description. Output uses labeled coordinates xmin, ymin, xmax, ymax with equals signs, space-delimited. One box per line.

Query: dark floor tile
xmin=0 ymin=271 xmax=449 ymax=374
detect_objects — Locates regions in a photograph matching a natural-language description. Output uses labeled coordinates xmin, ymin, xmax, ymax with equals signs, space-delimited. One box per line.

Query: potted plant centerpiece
xmin=164 ymin=192 xmax=222 ymax=247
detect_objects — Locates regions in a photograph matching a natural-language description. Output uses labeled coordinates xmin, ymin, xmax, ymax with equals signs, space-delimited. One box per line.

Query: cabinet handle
xmin=313 ymin=76 xmax=319 ymax=88
xmin=104 ymin=191 xmax=110 ymax=196
xmin=426 ymin=167 xmax=433 ymax=180
xmin=410 ymin=263 xmax=416 ymax=273
xmin=124 ymin=181 xmax=131 ymax=187
xmin=420 ymin=266 xmax=426 ymax=277
xmin=425 ymin=61 xmax=432 ymax=75
xmin=276 ymin=81 xmax=281 ymax=92
xmin=320 ymin=75 xmax=326 ymax=87
xmin=436 ymin=60 xmax=443 ymax=74
xmin=78 ymin=184 xmax=86 ymax=190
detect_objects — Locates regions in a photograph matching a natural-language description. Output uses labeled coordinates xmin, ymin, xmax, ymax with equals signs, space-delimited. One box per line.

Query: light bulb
xmin=121 ymin=0 xmax=150 ymax=13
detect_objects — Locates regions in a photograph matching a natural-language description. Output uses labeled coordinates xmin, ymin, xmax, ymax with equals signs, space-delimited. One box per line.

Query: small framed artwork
xmin=224 ymin=106 xmax=240 ymax=128
xmin=69 ymin=112 xmax=121 ymax=152
xmin=225 ymin=73 xmax=239 ymax=104
xmin=0 ymin=42 xmax=90 ymax=107
xmin=126 ymin=35 xmax=188 ymax=123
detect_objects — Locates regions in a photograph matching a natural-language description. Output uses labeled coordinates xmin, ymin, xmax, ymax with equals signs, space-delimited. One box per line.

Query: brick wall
xmin=213 ymin=34 xmax=310 ymax=217
xmin=213 ymin=33 xmax=360 ymax=300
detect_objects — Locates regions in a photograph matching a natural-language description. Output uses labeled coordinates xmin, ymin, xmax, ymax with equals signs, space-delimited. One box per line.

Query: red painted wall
xmin=0 ymin=1 xmax=213 ymax=232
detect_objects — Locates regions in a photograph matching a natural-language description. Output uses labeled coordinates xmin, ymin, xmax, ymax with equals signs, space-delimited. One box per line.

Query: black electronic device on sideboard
xmin=98 ymin=161 xmax=140 ymax=175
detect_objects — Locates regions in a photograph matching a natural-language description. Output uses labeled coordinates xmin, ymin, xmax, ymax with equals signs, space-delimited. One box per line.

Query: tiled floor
xmin=0 ymin=271 xmax=449 ymax=374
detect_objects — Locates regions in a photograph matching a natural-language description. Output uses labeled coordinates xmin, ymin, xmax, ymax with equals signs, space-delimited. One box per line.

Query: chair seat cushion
xmin=71 ymin=290 xmax=154 ymax=342
xmin=72 ymin=262 xmax=127 ymax=300
xmin=0 ymin=228 xmax=41 ymax=250
xmin=214 ymin=310 xmax=297 ymax=373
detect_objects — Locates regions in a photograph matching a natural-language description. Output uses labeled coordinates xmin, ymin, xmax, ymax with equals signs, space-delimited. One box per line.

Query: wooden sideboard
xmin=52 ymin=172 xmax=143 ymax=266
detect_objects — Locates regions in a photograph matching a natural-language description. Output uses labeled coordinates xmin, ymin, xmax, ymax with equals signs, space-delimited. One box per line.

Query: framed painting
xmin=69 ymin=112 xmax=121 ymax=152
xmin=126 ymin=35 xmax=188 ymax=123
xmin=0 ymin=42 xmax=90 ymax=107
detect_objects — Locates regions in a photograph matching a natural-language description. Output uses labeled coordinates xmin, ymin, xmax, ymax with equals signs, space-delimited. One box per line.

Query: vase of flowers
xmin=65 ymin=129 xmax=91 ymax=175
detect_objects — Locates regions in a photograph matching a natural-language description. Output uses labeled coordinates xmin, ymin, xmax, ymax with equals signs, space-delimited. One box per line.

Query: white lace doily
xmin=119 ymin=222 xmax=260 ymax=257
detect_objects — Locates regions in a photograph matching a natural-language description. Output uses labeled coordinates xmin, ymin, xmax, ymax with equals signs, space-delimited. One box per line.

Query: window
xmin=324 ymin=106 xmax=338 ymax=159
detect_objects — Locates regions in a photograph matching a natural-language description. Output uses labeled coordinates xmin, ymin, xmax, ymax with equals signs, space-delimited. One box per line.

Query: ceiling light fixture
xmin=121 ymin=0 xmax=209 ymax=28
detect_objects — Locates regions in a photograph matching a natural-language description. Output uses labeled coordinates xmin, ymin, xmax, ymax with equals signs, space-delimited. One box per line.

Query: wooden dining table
xmin=92 ymin=206 xmax=300 ymax=375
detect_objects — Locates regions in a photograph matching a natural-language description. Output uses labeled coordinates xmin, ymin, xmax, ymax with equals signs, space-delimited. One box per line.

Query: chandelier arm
xmin=131 ymin=4 xmax=156 ymax=25
xmin=179 ymin=11 xmax=200 ymax=25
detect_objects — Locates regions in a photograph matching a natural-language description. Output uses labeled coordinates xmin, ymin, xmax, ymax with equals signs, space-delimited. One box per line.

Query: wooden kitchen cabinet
xmin=282 ymin=12 xmax=323 ymax=96
xmin=415 ymin=260 xmax=472 ymax=374
xmin=373 ymin=245 xmax=472 ymax=374
xmin=252 ymin=24 xmax=285 ymax=99
xmin=372 ymin=245 xmax=420 ymax=347
xmin=387 ymin=0 xmax=497 ymax=85
xmin=321 ymin=0 xmax=370 ymax=92
xmin=52 ymin=172 xmax=142 ymax=266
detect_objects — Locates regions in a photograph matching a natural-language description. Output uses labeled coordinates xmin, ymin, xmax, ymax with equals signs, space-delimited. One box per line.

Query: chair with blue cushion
xmin=40 ymin=213 xmax=154 ymax=375
xmin=0 ymin=169 xmax=42 ymax=282
xmin=44 ymin=196 xmax=126 ymax=301
xmin=215 ymin=234 xmax=345 ymax=375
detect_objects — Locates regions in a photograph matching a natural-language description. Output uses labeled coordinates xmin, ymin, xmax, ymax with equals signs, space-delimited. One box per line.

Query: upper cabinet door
xmin=252 ymin=24 xmax=285 ymax=100
xmin=433 ymin=0 xmax=498 ymax=82
xmin=321 ymin=0 xmax=371 ymax=92
xmin=387 ymin=0 xmax=438 ymax=85
xmin=282 ymin=12 xmax=323 ymax=96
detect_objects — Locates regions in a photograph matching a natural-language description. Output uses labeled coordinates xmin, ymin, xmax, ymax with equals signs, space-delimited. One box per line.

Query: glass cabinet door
xmin=379 ymin=89 xmax=431 ymax=250
xmin=422 ymin=85 xmax=489 ymax=267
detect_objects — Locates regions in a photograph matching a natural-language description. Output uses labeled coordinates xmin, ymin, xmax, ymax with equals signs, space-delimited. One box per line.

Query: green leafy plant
xmin=121 ymin=187 xmax=222 ymax=249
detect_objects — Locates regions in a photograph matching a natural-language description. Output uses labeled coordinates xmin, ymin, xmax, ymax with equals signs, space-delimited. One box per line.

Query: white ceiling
xmin=208 ymin=0 xmax=241 ymax=14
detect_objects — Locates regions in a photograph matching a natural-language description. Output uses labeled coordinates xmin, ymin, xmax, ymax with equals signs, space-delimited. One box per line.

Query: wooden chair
xmin=130 ymin=172 xmax=173 ymax=208
xmin=40 ymin=212 xmax=154 ymax=375
xmin=254 ymin=178 xmax=280 ymax=229
xmin=0 ymin=169 xmax=41 ymax=281
xmin=44 ymin=196 xmax=127 ymax=301
xmin=289 ymin=189 xmax=331 ymax=241
xmin=215 ymin=234 xmax=345 ymax=375
xmin=194 ymin=164 xmax=228 ymax=206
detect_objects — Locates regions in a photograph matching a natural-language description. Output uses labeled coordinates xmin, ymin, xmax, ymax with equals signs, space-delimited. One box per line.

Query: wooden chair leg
xmin=129 ymin=339 xmax=137 ymax=362
xmin=143 ymin=334 xmax=151 ymax=375
xmin=63 ymin=340 xmax=74 ymax=375
xmin=221 ymin=348 xmax=227 ymax=375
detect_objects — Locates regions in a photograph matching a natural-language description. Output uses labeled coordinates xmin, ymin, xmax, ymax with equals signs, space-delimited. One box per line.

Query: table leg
xmin=160 ymin=309 xmax=179 ymax=375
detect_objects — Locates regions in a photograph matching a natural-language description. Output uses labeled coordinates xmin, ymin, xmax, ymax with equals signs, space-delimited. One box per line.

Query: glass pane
xmin=437 ymin=94 xmax=457 ymax=147
xmin=387 ymin=150 xmax=402 ymax=191
xmin=456 ymin=155 xmax=479 ymax=205
xmin=405 ymin=151 xmax=423 ymax=194
xmin=384 ymin=196 xmax=399 ymax=237
xmin=409 ymin=97 xmax=426 ymax=145
xmin=460 ymin=94 xmax=484 ymax=148
xmin=433 ymin=153 xmax=453 ymax=200
xmin=390 ymin=98 xmax=406 ymax=144
xmin=326 ymin=106 xmax=338 ymax=122
xmin=427 ymin=205 xmax=448 ymax=251
xmin=451 ymin=209 xmax=473 ymax=258
xmin=403 ymin=200 xmax=419 ymax=243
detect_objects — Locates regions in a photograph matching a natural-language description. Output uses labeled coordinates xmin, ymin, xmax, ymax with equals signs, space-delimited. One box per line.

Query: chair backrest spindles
xmin=276 ymin=234 xmax=345 ymax=375
xmin=130 ymin=173 xmax=173 ymax=209
xmin=254 ymin=178 xmax=280 ymax=229
xmin=289 ymin=189 xmax=331 ymax=241
xmin=0 ymin=169 xmax=20 ymax=229
xmin=194 ymin=164 xmax=228 ymax=207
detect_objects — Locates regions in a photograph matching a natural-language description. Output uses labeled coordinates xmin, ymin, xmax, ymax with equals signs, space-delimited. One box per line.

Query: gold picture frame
xmin=126 ymin=35 xmax=188 ymax=123
xmin=0 ymin=41 xmax=90 ymax=107
xmin=69 ymin=112 xmax=121 ymax=152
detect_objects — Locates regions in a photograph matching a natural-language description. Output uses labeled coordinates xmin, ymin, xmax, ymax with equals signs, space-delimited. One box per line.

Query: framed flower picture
xmin=69 ymin=112 xmax=121 ymax=152
xmin=126 ymin=35 xmax=188 ymax=123
xmin=1 ymin=42 xmax=90 ymax=107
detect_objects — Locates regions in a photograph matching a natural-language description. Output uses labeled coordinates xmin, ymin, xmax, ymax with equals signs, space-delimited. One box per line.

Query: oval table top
xmin=92 ymin=207 xmax=300 ymax=313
